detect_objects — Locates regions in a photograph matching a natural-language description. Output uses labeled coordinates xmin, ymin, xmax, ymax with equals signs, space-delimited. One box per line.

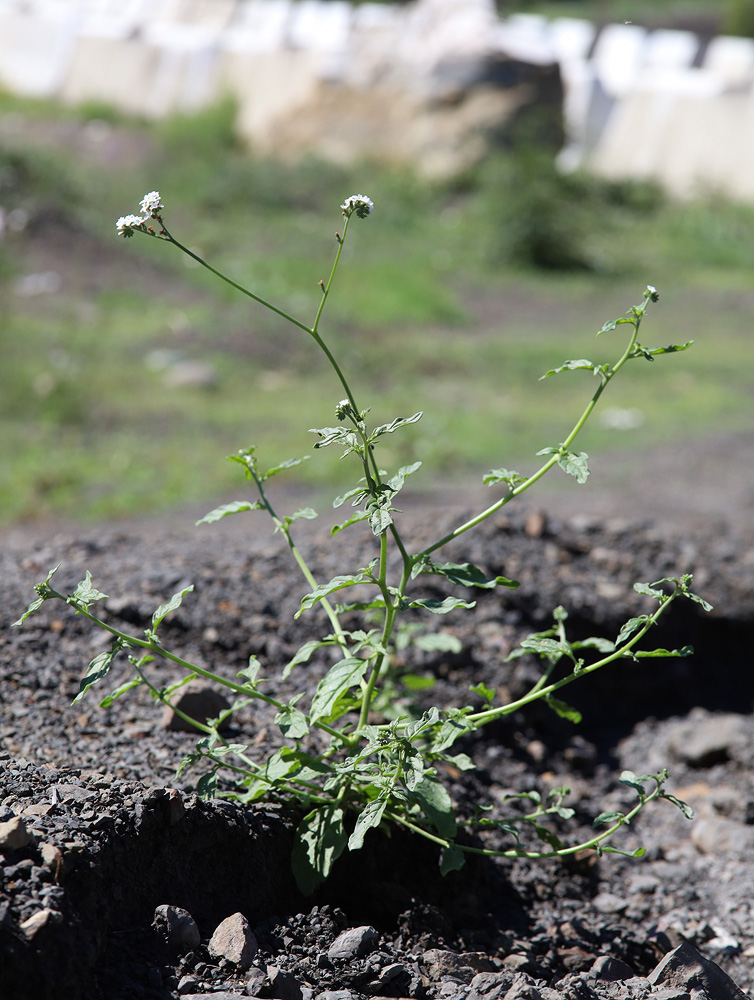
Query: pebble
xmin=153 ymin=904 xmax=201 ymax=953
xmin=208 ymin=912 xmax=258 ymax=969
xmin=0 ymin=816 xmax=32 ymax=850
xmin=327 ymin=925 xmax=379 ymax=960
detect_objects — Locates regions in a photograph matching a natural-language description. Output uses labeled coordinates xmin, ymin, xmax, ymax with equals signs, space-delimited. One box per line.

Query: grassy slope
xmin=0 ymin=94 xmax=752 ymax=525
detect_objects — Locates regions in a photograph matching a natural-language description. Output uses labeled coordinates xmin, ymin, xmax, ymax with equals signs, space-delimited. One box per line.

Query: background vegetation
xmin=1 ymin=90 xmax=752 ymax=525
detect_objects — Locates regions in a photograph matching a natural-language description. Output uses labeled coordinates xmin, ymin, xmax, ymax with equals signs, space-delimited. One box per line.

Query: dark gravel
xmin=2 ymin=487 xmax=754 ymax=1000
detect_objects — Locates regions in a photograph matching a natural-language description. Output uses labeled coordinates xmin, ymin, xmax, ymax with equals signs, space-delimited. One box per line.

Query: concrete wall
xmin=0 ymin=0 xmax=753 ymax=198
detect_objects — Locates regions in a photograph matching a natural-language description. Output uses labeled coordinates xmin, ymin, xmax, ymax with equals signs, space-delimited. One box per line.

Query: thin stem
xmin=416 ymin=312 xmax=644 ymax=560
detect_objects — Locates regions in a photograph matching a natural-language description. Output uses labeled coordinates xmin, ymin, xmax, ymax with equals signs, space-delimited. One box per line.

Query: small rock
xmin=590 ymin=956 xmax=635 ymax=981
xmin=245 ymin=966 xmax=267 ymax=996
xmin=327 ymin=925 xmax=379 ymax=960
xmin=315 ymin=992 xmax=359 ymax=1000
xmin=691 ymin=817 xmax=754 ymax=855
xmin=39 ymin=842 xmax=64 ymax=876
xmin=177 ymin=975 xmax=202 ymax=994
xmin=153 ymin=904 xmax=201 ymax=953
xmin=167 ymin=787 xmax=186 ymax=824
xmin=667 ymin=712 xmax=748 ymax=768
xmin=0 ymin=816 xmax=31 ymax=850
xmin=161 ymin=682 xmax=232 ymax=732
xmin=648 ymin=941 xmax=747 ymax=999
xmin=267 ymin=965 xmax=304 ymax=1000
xmin=19 ymin=908 xmax=62 ymax=939
xmin=208 ymin=912 xmax=258 ymax=969
xmin=468 ymin=971 xmax=513 ymax=1000
xmin=591 ymin=892 xmax=628 ymax=914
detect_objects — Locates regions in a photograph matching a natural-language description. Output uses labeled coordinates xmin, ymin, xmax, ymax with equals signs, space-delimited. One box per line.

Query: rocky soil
xmin=2 ymin=469 xmax=754 ymax=1000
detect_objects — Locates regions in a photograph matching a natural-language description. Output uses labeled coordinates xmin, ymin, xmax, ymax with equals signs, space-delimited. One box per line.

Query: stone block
xmin=0 ymin=8 xmax=79 ymax=98
xmin=287 ymin=0 xmax=351 ymax=53
xmin=227 ymin=0 xmax=292 ymax=52
xmin=704 ymin=34 xmax=754 ymax=87
xmin=591 ymin=23 xmax=647 ymax=97
xmin=549 ymin=17 xmax=595 ymax=63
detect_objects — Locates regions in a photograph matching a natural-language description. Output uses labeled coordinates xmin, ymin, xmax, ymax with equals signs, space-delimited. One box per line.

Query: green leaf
xmin=534 ymin=824 xmax=563 ymax=850
xmin=13 ymin=565 xmax=62 ymax=625
xmin=593 ymin=810 xmax=625 ymax=827
xmin=238 ymin=656 xmax=262 ymax=686
xmin=519 ymin=636 xmax=569 ymax=661
xmin=470 ymin=682 xmax=495 ymax=704
xmin=418 ymin=561 xmax=519 ymax=591
xmin=558 ymin=450 xmax=590 ymax=483
xmin=432 ymin=711 xmax=473 ymax=752
xmin=597 ymin=316 xmax=635 ymax=336
xmin=633 ymin=581 xmax=666 ymax=600
xmin=331 ymin=511 xmax=371 ymax=535
xmin=634 ymin=646 xmax=694 ymax=658
xmin=69 ymin=571 xmax=108 ymax=608
xmin=275 ymin=508 xmax=318 ymax=533
xmin=264 ymin=455 xmax=310 ymax=478
xmin=310 ymin=657 xmax=369 ymax=723
xmin=283 ymin=639 xmax=332 ymax=680
xmin=620 ymin=770 xmax=651 ymax=795
xmin=99 ymin=676 xmax=143 ymax=708
xmin=386 ymin=461 xmax=422 ymax=492
xmin=407 ymin=597 xmax=476 ymax=615
xmin=661 ymin=791 xmax=694 ymax=821
xmin=369 ymin=411 xmax=423 ymax=441
xmin=483 ymin=468 xmax=526 ymax=489
xmin=539 ymin=359 xmax=600 ymax=379
xmin=152 ymin=585 xmax=194 ymax=629
xmin=440 ymin=846 xmax=466 ymax=875
xmin=641 ymin=341 xmax=694 ymax=357
xmin=297 ymin=567 xmax=375 ymax=617
xmin=545 ymin=695 xmax=582 ymax=724
xmin=196 ymin=770 xmax=218 ymax=799
xmin=73 ymin=645 xmax=121 ymax=704
xmin=616 ymin=615 xmax=650 ymax=644
xmin=348 ymin=796 xmax=388 ymax=851
xmin=573 ymin=636 xmax=615 ymax=654
xmin=275 ymin=704 xmax=310 ymax=739
xmin=412 ymin=775 xmax=457 ymax=839
xmin=369 ymin=504 xmax=394 ymax=536
xmin=196 ymin=500 xmax=262 ymax=525
xmin=413 ymin=632 xmax=462 ymax=654
xmin=291 ymin=805 xmax=347 ymax=895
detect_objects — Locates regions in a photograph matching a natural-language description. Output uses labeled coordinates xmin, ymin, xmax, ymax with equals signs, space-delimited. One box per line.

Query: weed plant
xmin=16 ymin=190 xmax=709 ymax=891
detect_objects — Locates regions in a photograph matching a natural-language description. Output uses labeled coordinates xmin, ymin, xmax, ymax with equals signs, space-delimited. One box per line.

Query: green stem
xmin=417 ymin=313 xmax=644 ymax=560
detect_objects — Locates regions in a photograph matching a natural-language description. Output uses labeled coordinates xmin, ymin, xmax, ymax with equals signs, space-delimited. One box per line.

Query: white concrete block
xmin=59 ymin=30 xmax=164 ymax=116
xmin=591 ymin=23 xmax=647 ymax=97
xmin=224 ymin=0 xmax=292 ymax=53
xmin=549 ymin=17 xmax=595 ymax=63
xmin=703 ymin=34 xmax=754 ymax=87
xmin=495 ymin=12 xmax=555 ymax=66
xmin=0 ymin=8 xmax=80 ymax=97
xmin=288 ymin=0 xmax=351 ymax=53
xmin=644 ymin=29 xmax=699 ymax=69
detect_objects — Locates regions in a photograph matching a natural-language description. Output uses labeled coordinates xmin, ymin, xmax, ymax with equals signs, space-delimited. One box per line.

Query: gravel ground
xmin=2 ymin=462 xmax=754 ymax=1000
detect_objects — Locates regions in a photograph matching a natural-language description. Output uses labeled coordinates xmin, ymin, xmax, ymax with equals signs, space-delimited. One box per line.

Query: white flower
xmin=340 ymin=194 xmax=374 ymax=220
xmin=645 ymin=284 xmax=659 ymax=302
xmin=116 ymin=214 xmax=146 ymax=238
xmin=139 ymin=191 xmax=164 ymax=218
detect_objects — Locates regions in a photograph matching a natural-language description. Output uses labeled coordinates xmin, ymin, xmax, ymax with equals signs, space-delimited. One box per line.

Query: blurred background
xmin=1 ymin=0 xmax=753 ymax=527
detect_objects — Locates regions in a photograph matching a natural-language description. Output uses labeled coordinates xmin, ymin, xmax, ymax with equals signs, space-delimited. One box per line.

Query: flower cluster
xmin=116 ymin=192 xmax=164 ymax=238
xmin=340 ymin=194 xmax=374 ymax=220
xmin=116 ymin=214 xmax=146 ymax=238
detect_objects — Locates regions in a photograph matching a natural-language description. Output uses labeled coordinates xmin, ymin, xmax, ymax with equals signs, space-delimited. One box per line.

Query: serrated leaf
xmin=413 ymin=775 xmax=457 ymax=839
xmin=470 ymin=682 xmax=495 ymax=704
xmin=69 ymin=571 xmax=108 ymax=608
xmin=275 ymin=705 xmax=310 ymax=739
xmin=440 ymin=846 xmax=466 ymax=875
xmin=238 ymin=655 xmax=262 ymax=686
xmin=310 ymin=657 xmax=369 ymax=722
xmin=414 ymin=632 xmax=462 ymax=654
xmin=540 ymin=359 xmax=599 ymax=379
xmin=634 ymin=646 xmax=693 ymax=658
xmin=386 ymin=461 xmax=422 ymax=492
xmin=661 ymin=792 xmax=694 ymax=820
xmin=283 ymin=639 xmax=331 ymax=680
xmin=407 ymin=597 xmax=476 ymax=615
xmin=642 ymin=341 xmax=694 ymax=356
xmin=73 ymin=646 xmax=119 ymax=704
xmin=196 ymin=500 xmax=262 ymax=525
xmin=369 ymin=504 xmax=394 ymax=536
xmin=419 ymin=561 xmax=519 ymax=591
xmin=593 ymin=810 xmax=625 ymax=827
xmin=432 ymin=713 xmax=473 ymax=752
xmin=276 ymin=507 xmax=318 ymax=532
xmin=634 ymin=581 xmax=666 ymax=600
xmin=348 ymin=796 xmax=388 ymax=851
xmin=292 ymin=804 xmax=347 ymax=895
xmin=264 ymin=455 xmax=310 ymax=478
xmin=616 ymin=615 xmax=650 ymax=645
xmin=369 ymin=411 xmax=423 ymax=441
xmin=331 ymin=511 xmax=371 ymax=536
xmin=558 ymin=450 xmax=590 ymax=483
xmin=545 ymin=695 xmax=582 ymax=724
xmin=297 ymin=568 xmax=374 ymax=618
xmin=482 ymin=468 xmax=526 ymax=488
xmin=620 ymin=770 xmax=651 ymax=795
xmin=99 ymin=676 xmax=143 ymax=708
xmin=152 ymin=585 xmax=194 ymax=629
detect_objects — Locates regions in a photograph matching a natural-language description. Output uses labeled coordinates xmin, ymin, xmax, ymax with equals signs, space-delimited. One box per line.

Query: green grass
xmin=1 ymin=93 xmax=753 ymax=525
